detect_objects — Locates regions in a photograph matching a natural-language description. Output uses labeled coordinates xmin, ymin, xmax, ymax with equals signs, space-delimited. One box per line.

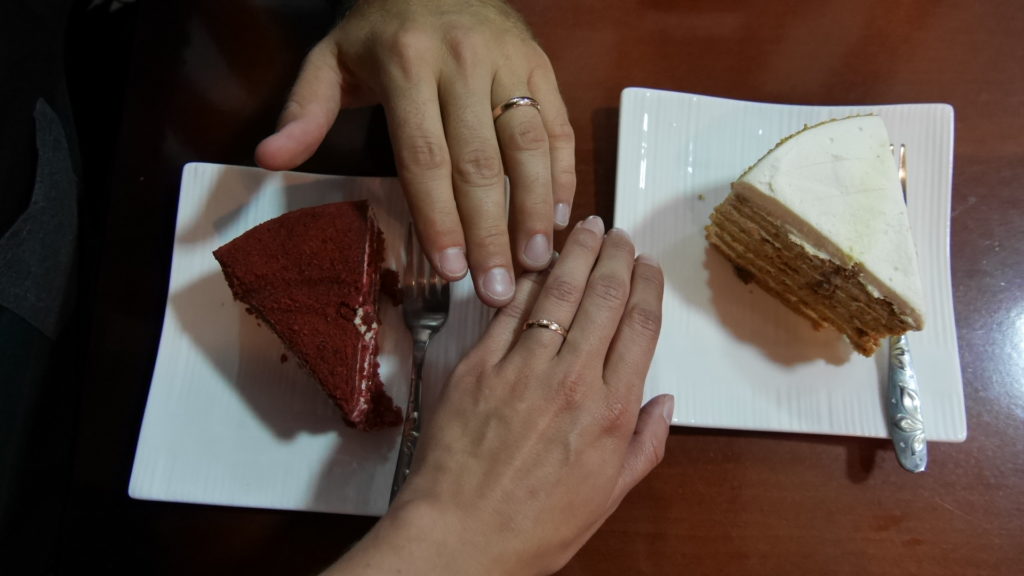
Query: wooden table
xmin=68 ymin=0 xmax=1023 ymax=573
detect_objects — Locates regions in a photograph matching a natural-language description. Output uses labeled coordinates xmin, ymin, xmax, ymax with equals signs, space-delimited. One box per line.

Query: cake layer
xmin=708 ymin=193 xmax=916 ymax=356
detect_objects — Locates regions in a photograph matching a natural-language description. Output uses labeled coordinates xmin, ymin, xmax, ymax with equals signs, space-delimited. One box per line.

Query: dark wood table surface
xmin=65 ymin=0 xmax=1022 ymax=574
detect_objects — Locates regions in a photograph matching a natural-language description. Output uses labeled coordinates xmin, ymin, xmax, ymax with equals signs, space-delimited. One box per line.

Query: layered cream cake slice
xmin=706 ymin=115 xmax=926 ymax=356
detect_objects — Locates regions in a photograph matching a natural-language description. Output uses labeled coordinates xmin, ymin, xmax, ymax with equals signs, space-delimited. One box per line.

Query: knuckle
xmin=556 ymin=368 xmax=588 ymax=410
xmin=469 ymin=223 xmax=510 ymax=253
xmin=645 ymin=436 xmax=667 ymax=468
xmin=547 ymin=118 xmax=576 ymax=150
xmin=500 ymin=297 xmax=531 ymax=321
xmin=519 ymin=190 xmax=550 ymax=214
xmin=526 ymin=56 xmax=554 ymax=85
xmin=397 ymin=137 xmax=449 ymax=175
xmin=572 ymin=224 xmax=603 ymax=250
xmin=598 ymin=398 xmax=630 ymax=432
xmin=518 ymin=271 xmax=545 ymax=294
xmin=453 ymin=148 xmax=503 ymax=187
xmin=554 ymin=165 xmax=577 ymax=195
xmin=444 ymin=27 xmax=485 ymax=68
xmin=623 ymin=303 xmax=662 ymax=338
xmin=589 ymin=274 xmax=630 ymax=307
xmin=386 ymin=26 xmax=434 ymax=73
xmin=446 ymin=359 xmax=485 ymax=401
xmin=280 ymin=98 xmax=306 ymax=123
xmin=496 ymin=278 xmax=536 ymax=319
xmin=634 ymin=262 xmax=665 ymax=290
xmin=605 ymin=230 xmax=636 ymax=256
xmin=505 ymin=118 xmax=549 ymax=153
xmin=542 ymin=276 xmax=581 ymax=307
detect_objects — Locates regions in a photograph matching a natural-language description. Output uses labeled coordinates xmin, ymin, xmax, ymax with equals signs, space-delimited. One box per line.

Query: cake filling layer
xmin=732 ymin=116 xmax=925 ymax=329
xmin=708 ymin=193 xmax=915 ymax=356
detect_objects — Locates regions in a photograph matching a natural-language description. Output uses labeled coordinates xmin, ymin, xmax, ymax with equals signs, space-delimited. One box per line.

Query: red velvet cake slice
xmin=213 ymin=200 xmax=401 ymax=431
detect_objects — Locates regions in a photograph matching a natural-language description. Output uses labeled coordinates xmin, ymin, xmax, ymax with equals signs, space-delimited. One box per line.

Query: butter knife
xmin=887 ymin=144 xmax=927 ymax=473
xmin=888 ymin=333 xmax=927 ymax=472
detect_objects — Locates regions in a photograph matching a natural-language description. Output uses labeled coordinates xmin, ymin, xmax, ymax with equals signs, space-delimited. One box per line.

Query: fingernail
xmin=523 ymin=234 xmax=552 ymax=267
xmin=578 ymin=215 xmax=604 ymax=235
xmin=609 ymin=227 xmax=631 ymax=241
xmin=661 ymin=395 xmax=675 ymax=425
xmin=481 ymin=267 xmax=514 ymax=301
xmin=554 ymin=203 xmax=571 ymax=228
xmin=437 ymin=247 xmax=468 ymax=278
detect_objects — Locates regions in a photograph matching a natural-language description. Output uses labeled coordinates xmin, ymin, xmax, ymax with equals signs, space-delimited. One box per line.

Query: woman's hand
xmin=325 ymin=217 xmax=673 ymax=575
xmin=256 ymin=0 xmax=576 ymax=308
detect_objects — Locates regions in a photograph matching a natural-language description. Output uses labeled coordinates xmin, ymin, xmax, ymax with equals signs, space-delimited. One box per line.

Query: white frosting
xmin=787 ymin=232 xmax=830 ymax=261
xmin=352 ymin=208 xmax=380 ymax=416
xmin=734 ymin=116 xmax=926 ymax=326
xmin=353 ymin=307 xmax=378 ymax=342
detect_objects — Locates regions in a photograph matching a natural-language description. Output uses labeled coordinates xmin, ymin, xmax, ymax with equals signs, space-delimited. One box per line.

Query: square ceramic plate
xmin=615 ymin=88 xmax=965 ymax=441
xmin=129 ymin=164 xmax=493 ymax=516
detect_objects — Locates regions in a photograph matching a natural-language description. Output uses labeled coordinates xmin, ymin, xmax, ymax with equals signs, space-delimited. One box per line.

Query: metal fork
xmin=390 ymin=224 xmax=450 ymax=503
xmin=887 ymin=144 xmax=927 ymax=473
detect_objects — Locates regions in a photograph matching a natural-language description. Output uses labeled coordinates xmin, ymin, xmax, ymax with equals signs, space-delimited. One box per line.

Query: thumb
xmin=255 ymin=40 xmax=347 ymax=171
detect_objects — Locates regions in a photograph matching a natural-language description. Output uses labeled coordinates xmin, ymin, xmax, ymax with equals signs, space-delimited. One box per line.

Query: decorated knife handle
xmin=887 ymin=334 xmax=927 ymax=473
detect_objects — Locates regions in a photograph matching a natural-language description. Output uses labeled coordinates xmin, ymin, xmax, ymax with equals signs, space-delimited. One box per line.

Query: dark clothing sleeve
xmin=0 ymin=1 xmax=80 ymax=574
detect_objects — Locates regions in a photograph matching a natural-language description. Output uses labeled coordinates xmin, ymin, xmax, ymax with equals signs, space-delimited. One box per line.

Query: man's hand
xmin=256 ymin=0 xmax=576 ymax=308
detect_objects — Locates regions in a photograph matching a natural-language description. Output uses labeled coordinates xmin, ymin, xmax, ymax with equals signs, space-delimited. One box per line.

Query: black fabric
xmin=0 ymin=100 xmax=79 ymax=340
xmin=0 ymin=0 xmax=77 ymax=241
xmin=0 ymin=0 xmax=80 ymax=573
xmin=2 ymin=1 xmax=359 ymax=572
xmin=0 ymin=309 xmax=79 ymax=576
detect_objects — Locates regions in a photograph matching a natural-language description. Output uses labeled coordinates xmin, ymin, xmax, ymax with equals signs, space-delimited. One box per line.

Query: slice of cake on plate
xmin=213 ymin=200 xmax=402 ymax=431
xmin=705 ymin=115 xmax=926 ymax=356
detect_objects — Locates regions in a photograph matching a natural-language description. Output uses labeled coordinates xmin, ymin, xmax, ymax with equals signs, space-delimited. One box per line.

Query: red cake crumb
xmin=213 ymin=200 xmax=401 ymax=431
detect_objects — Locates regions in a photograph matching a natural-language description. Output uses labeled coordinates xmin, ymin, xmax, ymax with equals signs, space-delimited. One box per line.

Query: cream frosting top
xmin=733 ymin=115 xmax=926 ymax=328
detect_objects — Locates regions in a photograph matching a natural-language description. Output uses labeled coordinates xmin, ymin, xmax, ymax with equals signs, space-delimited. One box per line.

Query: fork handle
xmin=388 ymin=379 xmax=420 ymax=503
xmin=389 ymin=339 xmax=427 ymax=504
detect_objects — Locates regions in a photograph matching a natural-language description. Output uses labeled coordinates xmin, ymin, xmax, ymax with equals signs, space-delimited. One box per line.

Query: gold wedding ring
xmin=522 ymin=318 xmax=568 ymax=338
xmin=493 ymin=96 xmax=541 ymax=120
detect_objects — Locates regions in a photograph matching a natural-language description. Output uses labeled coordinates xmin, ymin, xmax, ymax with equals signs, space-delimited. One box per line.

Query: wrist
xmin=325 ymin=498 xmax=506 ymax=576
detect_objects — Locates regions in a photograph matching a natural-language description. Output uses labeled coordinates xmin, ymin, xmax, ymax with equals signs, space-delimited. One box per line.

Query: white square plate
xmin=615 ymin=88 xmax=965 ymax=441
xmin=129 ymin=164 xmax=492 ymax=516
